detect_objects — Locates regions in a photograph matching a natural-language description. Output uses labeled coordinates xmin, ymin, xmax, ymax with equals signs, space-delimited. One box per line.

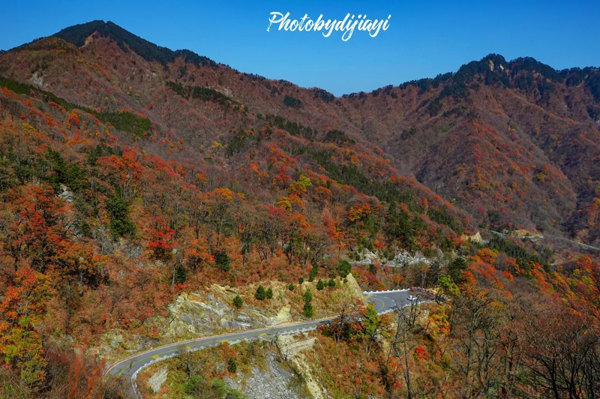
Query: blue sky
xmin=1 ymin=0 xmax=599 ymax=95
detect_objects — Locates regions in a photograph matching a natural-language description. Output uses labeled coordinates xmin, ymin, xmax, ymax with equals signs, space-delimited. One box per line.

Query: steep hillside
xmin=343 ymin=55 xmax=600 ymax=245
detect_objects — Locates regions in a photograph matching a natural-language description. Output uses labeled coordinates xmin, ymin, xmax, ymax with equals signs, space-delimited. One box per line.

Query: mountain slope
xmin=1 ymin=20 xmax=600 ymax=397
xmin=1 ymin=22 xmax=599 ymax=248
xmin=345 ymin=55 xmax=600 ymax=244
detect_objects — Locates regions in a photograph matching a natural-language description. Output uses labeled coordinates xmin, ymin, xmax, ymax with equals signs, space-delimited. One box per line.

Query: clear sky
xmin=1 ymin=0 xmax=599 ymax=96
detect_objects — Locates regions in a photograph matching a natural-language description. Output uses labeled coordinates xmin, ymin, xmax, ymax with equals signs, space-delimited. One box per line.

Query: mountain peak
xmin=53 ymin=20 xmax=113 ymax=47
xmin=52 ymin=20 xmax=217 ymax=68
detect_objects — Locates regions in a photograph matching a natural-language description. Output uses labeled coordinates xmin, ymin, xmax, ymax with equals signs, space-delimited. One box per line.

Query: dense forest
xmin=0 ymin=20 xmax=598 ymax=398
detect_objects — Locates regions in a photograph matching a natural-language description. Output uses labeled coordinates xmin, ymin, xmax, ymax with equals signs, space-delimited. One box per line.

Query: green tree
xmin=302 ymin=288 xmax=314 ymax=318
xmin=449 ymin=257 xmax=468 ymax=284
xmin=308 ymin=265 xmax=318 ymax=282
xmin=233 ymin=295 xmax=243 ymax=309
xmin=255 ymin=285 xmax=266 ymax=300
xmin=106 ymin=193 xmax=136 ymax=238
xmin=214 ymin=250 xmax=231 ymax=271
xmin=362 ymin=304 xmax=381 ymax=340
xmin=174 ymin=264 xmax=187 ymax=284
xmin=266 ymin=287 xmax=273 ymax=299
xmin=288 ymin=283 xmax=295 ymax=291
xmin=438 ymin=275 xmax=460 ymax=296
xmin=316 ymin=280 xmax=325 ymax=291
xmin=303 ymin=301 xmax=314 ymax=318
xmin=227 ymin=358 xmax=237 ymax=373
xmin=328 ymin=278 xmax=336 ymax=288
xmin=337 ymin=259 xmax=352 ymax=277
xmin=303 ymin=289 xmax=313 ymax=303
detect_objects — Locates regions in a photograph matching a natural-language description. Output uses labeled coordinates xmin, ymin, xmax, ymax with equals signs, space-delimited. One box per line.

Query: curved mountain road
xmin=107 ymin=290 xmax=415 ymax=398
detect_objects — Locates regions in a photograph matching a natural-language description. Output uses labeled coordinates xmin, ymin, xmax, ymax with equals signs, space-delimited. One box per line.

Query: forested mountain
xmin=0 ymin=20 xmax=598 ymax=398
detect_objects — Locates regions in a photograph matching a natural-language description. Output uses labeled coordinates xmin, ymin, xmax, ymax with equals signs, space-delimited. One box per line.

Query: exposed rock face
xmin=58 ymin=184 xmax=75 ymax=203
xmin=275 ymin=306 xmax=292 ymax=323
xmin=276 ymin=335 xmax=323 ymax=399
xmin=343 ymin=273 xmax=367 ymax=303
xmin=166 ymin=290 xmax=272 ymax=337
xmin=148 ymin=366 xmax=168 ymax=393
xmin=462 ymin=231 xmax=484 ymax=243
xmin=353 ymin=249 xmax=431 ymax=267
xmin=226 ymin=354 xmax=305 ymax=399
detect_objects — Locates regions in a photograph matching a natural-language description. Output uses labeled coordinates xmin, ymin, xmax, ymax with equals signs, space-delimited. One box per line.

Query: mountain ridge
xmin=1 ymin=21 xmax=599 ymax=247
xmin=1 ymin=20 xmax=600 ymax=398
xmin=8 ymin=20 xmax=600 ymax=100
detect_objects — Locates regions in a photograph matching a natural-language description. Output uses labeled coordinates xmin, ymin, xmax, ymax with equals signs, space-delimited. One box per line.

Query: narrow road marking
xmin=368 ymin=296 xmax=386 ymax=312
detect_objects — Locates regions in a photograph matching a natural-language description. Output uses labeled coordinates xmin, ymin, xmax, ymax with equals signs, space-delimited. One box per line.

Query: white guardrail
xmin=363 ymin=288 xmax=409 ymax=294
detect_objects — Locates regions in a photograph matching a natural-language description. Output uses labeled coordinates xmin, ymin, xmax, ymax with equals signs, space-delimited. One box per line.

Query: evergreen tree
xmin=337 ymin=259 xmax=352 ymax=278
xmin=214 ymin=250 xmax=231 ymax=271
xmin=328 ymin=278 xmax=336 ymax=288
xmin=303 ymin=301 xmax=314 ymax=318
xmin=266 ymin=287 xmax=273 ymax=299
xmin=427 ymin=260 xmax=441 ymax=286
xmin=303 ymin=289 xmax=313 ymax=303
xmin=227 ymin=358 xmax=237 ymax=373
xmin=308 ymin=265 xmax=318 ymax=282
xmin=288 ymin=283 xmax=295 ymax=291
xmin=174 ymin=264 xmax=187 ymax=284
xmin=449 ymin=257 xmax=468 ymax=284
xmin=107 ymin=193 xmax=136 ymax=238
xmin=233 ymin=295 xmax=243 ymax=309
xmin=255 ymin=285 xmax=266 ymax=300
xmin=316 ymin=280 xmax=325 ymax=291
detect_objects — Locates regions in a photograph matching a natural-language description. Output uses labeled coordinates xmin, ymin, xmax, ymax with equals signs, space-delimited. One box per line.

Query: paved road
xmin=490 ymin=230 xmax=599 ymax=252
xmin=365 ymin=289 xmax=413 ymax=313
xmin=107 ymin=290 xmax=415 ymax=398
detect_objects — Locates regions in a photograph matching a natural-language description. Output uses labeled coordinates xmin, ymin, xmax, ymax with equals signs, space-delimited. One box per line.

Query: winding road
xmin=106 ymin=290 xmax=415 ymax=398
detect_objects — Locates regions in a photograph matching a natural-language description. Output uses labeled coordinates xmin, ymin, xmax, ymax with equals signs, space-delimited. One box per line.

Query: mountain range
xmin=1 ymin=19 xmax=600 ymax=398
xmin=2 ymin=20 xmax=598 ymax=249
